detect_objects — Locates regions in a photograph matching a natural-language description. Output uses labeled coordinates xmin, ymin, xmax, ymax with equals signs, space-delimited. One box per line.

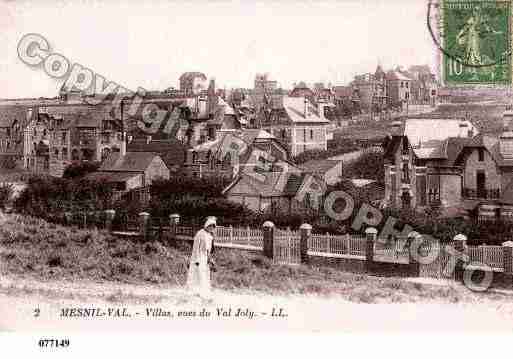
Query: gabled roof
xmin=282 ymin=96 xmax=329 ymax=124
xmin=99 ymin=152 xmax=162 ymax=172
xmin=127 ymin=138 xmax=188 ymax=169
xmin=223 ymin=170 xmax=311 ymax=197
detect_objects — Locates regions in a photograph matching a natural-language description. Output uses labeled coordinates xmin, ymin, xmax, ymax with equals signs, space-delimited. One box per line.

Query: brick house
xmin=0 ymin=106 xmax=32 ymax=169
xmin=257 ymin=96 xmax=330 ymax=157
xmin=39 ymin=104 xmax=125 ymax=177
xmin=383 ymin=118 xmax=479 ymax=211
xmin=385 ymin=70 xmax=412 ymax=109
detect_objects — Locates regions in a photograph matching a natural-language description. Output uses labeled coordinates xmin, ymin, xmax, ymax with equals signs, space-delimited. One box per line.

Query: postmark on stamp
xmin=430 ymin=0 xmax=512 ymax=85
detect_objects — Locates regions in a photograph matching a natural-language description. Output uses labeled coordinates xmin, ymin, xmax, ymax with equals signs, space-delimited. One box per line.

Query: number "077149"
xmin=38 ymin=339 xmax=70 ymax=348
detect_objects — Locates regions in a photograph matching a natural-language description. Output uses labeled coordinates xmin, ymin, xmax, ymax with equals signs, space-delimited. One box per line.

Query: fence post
xmin=262 ymin=221 xmax=275 ymax=259
xmin=104 ymin=209 xmax=116 ymax=232
xmin=169 ymin=213 xmax=180 ymax=239
xmin=299 ymin=223 xmax=312 ymax=264
xmin=139 ymin=212 xmax=150 ymax=241
xmin=365 ymin=227 xmax=377 ymax=272
xmin=453 ymin=234 xmax=468 ymax=282
xmin=502 ymin=241 xmax=513 ymax=287
xmin=407 ymin=231 xmax=421 ymax=276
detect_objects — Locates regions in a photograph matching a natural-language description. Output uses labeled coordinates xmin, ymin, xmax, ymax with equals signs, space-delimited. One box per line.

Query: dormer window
xmin=478 ymin=148 xmax=484 ymax=162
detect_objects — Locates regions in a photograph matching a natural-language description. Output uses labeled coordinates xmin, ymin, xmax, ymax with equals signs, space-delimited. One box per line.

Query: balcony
xmin=463 ymin=188 xmax=500 ymax=200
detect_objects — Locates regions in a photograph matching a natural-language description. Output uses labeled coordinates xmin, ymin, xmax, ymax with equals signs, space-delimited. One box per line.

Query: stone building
xmin=257 ymin=96 xmax=329 ymax=157
xmin=383 ymin=118 xmax=479 ymax=210
xmin=184 ymin=128 xmax=289 ymax=179
xmin=385 ymin=70 xmax=412 ymax=109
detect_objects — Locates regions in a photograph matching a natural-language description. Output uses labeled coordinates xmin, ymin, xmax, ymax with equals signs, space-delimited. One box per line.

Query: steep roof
xmin=282 ymin=96 xmax=329 ymax=124
xmin=127 ymin=138 xmax=188 ymax=170
xmin=223 ymin=170 xmax=311 ymax=197
xmin=99 ymin=152 xmax=161 ymax=172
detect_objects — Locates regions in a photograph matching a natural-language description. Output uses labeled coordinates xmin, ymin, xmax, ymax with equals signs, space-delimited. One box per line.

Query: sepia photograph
xmin=1 ymin=1 xmax=513 ymax=349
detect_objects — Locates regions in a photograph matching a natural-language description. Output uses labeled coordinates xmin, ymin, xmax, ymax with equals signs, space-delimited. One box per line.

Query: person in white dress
xmin=186 ymin=216 xmax=216 ymax=298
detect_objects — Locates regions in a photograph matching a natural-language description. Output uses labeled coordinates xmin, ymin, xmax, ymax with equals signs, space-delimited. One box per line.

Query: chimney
xmin=120 ymin=131 xmax=127 ymax=156
xmin=500 ymin=131 xmax=513 ymax=159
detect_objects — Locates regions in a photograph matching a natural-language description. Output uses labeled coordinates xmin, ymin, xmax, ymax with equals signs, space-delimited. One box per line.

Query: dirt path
xmin=2 ymin=275 xmax=513 ymax=332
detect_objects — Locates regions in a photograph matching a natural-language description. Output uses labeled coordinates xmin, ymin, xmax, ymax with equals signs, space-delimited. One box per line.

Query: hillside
xmin=0 ymin=212 xmax=512 ymax=304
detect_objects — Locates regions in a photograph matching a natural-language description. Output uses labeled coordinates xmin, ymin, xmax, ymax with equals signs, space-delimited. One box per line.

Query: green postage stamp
xmin=440 ymin=0 xmax=512 ymax=85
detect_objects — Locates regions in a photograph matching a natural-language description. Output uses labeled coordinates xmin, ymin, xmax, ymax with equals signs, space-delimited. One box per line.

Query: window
xmin=61 ymin=131 xmax=66 ymax=143
xmin=401 ymin=82 xmax=404 ymax=88
xmin=310 ymin=129 xmax=314 ymax=140
xmin=478 ymin=148 xmax=484 ymax=162
xmin=54 ymin=148 xmax=59 ymax=158
xmin=405 ymin=82 xmax=409 ymax=88
xmin=62 ymin=147 xmax=68 ymax=160
xmin=303 ymin=128 xmax=307 ymax=141
xmin=402 ymin=163 xmax=410 ymax=183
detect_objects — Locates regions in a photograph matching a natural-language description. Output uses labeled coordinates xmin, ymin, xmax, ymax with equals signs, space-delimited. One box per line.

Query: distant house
xmin=289 ymin=82 xmax=315 ymax=100
xmin=300 ymin=159 xmax=343 ymax=185
xmin=258 ymin=96 xmax=330 ymax=156
xmin=383 ymin=118 xmax=480 ymax=211
xmin=385 ymin=70 xmax=412 ymax=108
xmin=127 ymin=137 xmax=189 ymax=173
xmin=223 ymin=170 xmax=326 ymax=214
xmin=85 ymin=152 xmax=169 ymax=191
xmin=184 ymin=128 xmax=289 ymax=179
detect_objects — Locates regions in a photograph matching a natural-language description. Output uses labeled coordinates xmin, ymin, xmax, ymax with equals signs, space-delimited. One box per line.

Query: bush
xmin=63 ymin=161 xmax=101 ymax=179
xmin=13 ymin=175 xmax=113 ymax=219
xmin=343 ymin=151 xmax=384 ymax=184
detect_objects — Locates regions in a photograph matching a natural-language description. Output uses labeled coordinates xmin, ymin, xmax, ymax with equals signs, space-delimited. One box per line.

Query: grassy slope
xmin=0 ymin=213 xmax=510 ymax=304
xmin=335 ymin=101 xmax=507 ymax=142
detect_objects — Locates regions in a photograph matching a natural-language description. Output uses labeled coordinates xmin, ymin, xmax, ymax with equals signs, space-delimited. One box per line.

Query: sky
xmin=0 ymin=0 xmax=437 ymax=98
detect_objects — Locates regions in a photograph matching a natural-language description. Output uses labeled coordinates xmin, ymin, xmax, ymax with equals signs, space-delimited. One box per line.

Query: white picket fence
xmin=308 ymin=233 xmax=366 ymax=257
xmin=215 ymin=225 xmax=264 ymax=248
xmin=467 ymin=245 xmax=504 ymax=271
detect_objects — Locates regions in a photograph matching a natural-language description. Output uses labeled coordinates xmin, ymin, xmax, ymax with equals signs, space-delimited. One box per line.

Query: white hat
xmin=204 ymin=216 xmax=217 ymax=228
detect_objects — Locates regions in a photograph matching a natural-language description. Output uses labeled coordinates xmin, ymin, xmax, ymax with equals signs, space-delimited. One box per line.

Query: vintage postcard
xmin=2 ymin=0 xmax=513 ymax=350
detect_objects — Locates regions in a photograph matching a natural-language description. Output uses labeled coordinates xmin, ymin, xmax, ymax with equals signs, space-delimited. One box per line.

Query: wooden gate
xmin=419 ymin=239 xmax=456 ymax=280
xmin=273 ymin=228 xmax=301 ymax=265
